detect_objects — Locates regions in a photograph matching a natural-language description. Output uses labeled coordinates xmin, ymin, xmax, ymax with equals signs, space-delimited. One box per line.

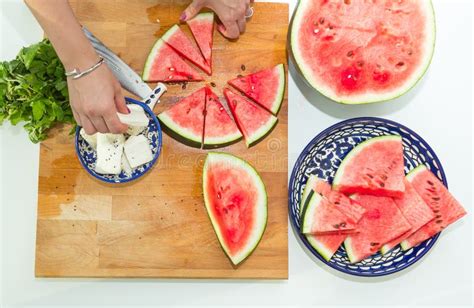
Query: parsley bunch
xmin=0 ymin=39 xmax=74 ymax=143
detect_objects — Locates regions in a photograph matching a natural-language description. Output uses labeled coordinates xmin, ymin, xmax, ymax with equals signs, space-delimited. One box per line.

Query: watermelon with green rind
xmin=187 ymin=12 xmax=214 ymax=67
xmin=161 ymin=24 xmax=211 ymax=75
xmin=202 ymin=152 xmax=267 ymax=265
xmin=400 ymin=165 xmax=466 ymax=250
xmin=228 ymin=64 xmax=286 ymax=114
xmin=333 ymin=135 xmax=405 ymax=198
xmin=142 ymin=39 xmax=203 ymax=82
xmin=224 ymin=88 xmax=278 ymax=147
xmin=290 ymin=0 xmax=436 ymax=104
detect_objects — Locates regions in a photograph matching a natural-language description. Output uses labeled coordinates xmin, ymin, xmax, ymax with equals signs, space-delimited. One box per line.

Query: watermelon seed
xmin=346 ymin=51 xmax=354 ymax=58
xmin=370 ymin=242 xmax=379 ymax=246
xmin=237 ymin=74 xmax=243 ymax=78
xmin=367 ymin=174 xmax=374 ymax=179
xmin=436 ymin=214 xmax=441 ymax=218
xmin=313 ymin=28 xmax=320 ymax=34
xmin=217 ymin=192 xmax=222 ymax=199
xmin=210 ymin=82 xmax=216 ymax=87
xmin=169 ymin=67 xmax=175 ymax=71
xmin=241 ymin=64 xmax=246 ymax=71
xmin=381 ymin=175 xmax=388 ymax=180
xmin=433 ymin=210 xmax=439 ymax=213
xmin=181 ymin=83 xmax=187 ymax=90
xmin=427 ymin=180 xmax=434 ymax=185
xmin=432 ymin=197 xmax=440 ymax=201
xmin=340 ymin=222 xmax=346 ymax=227
xmin=436 ymin=220 xmax=443 ymax=224
xmin=344 ymin=0 xmax=351 ymax=4
xmin=407 ymin=49 xmax=413 ymax=56
xmin=356 ymin=61 xmax=364 ymax=67
xmin=319 ymin=17 xmax=325 ymax=24
xmin=333 ymin=224 xmax=340 ymax=229
xmin=251 ymin=86 xmax=255 ymax=90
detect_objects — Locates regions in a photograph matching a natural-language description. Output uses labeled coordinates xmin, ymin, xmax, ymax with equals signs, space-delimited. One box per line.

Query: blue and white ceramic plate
xmin=75 ymin=97 xmax=162 ymax=184
xmin=289 ymin=117 xmax=446 ymax=277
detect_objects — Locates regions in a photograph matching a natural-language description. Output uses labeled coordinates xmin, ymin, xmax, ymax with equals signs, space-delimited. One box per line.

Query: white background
xmin=1 ymin=0 xmax=472 ymax=306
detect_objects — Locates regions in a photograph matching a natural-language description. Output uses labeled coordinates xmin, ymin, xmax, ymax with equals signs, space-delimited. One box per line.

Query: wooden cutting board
xmin=35 ymin=0 xmax=288 ymax=279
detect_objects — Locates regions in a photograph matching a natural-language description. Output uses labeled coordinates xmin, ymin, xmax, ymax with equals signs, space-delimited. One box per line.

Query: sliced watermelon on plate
xmin=228 ymin=64 xmax=286 ymax=114
xmin=142 ymin=39 xmax=203 ymax=82
xmin=333 ymin=135 xmax=405 ymax=198
xmin=401 ymin=165 xmax=467 ymax=250
xmin=203 ymin=87 xmax=242 ymax=147
xmin=380 ymin=179 xmax=435 ymax=254
xmin=161 ymin=24 xmax=211 ymax=75
xmin=224 ymin=89 xmax=278 ymax=147
xmin=157 ymin=87 xmax=206 ymax=144
xmin=344 ymin=194 xmax=411 ymax=263
xmin=187 ymin=12 xmax=214 ymax=67
xmin=202 ymin=152 xmax=267 ymax=265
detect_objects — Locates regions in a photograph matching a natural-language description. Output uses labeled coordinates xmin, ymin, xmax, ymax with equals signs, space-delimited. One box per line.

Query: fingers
xmin=81 ymin=116 xmax=97 ymax=135
xmin=104 ymin=111 xmax=128 ymax=134
xmin=218 ymin=20 xmax=241 ymax=39
xmin=180 ymin=0 xmax=204 ymax=22
xmin=114 ymin=86 xmax=129 ymax=114
xmin=237 ymin=18 xmax=246 ymax=33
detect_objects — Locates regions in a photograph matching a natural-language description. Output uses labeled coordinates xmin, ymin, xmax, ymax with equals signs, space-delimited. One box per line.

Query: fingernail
xmin=180 ymin=12 xmax=187 ymax=21
xmin=127 ymin=107 xmax=131 ymax=114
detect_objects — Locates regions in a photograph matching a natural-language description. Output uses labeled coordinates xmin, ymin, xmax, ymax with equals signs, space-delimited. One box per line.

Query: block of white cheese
xmin=95 ymin=133 xmax=125 ymax=175
xmin=124 ymin=135 xmax=153 ymax=168
xmin=80 ymin=128 xmax=97 ymax=149
xmin=117 ymin=104 xmax=149 ymax=136
xmin=121 ymin=152 xmax=133 ymax=175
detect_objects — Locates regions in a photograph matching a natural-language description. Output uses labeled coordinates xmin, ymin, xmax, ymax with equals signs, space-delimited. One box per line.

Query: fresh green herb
xmin=0 ymin=39 xmax=74 ymax=143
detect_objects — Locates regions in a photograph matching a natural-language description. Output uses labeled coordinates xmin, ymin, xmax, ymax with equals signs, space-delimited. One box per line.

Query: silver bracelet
xmin=65 ymin=56 xmax=105 ymax=80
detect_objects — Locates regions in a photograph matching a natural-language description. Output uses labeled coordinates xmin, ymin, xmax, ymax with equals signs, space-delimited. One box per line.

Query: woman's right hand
xmin=68 ymin=64 xmax=129 ymax=135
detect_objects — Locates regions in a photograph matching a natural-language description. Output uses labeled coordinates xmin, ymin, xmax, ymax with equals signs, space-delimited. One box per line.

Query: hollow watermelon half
xmin=202 ymin=152 xmax=267 ymax=265
xmin=400 ymin=165 xmax=466 ymax=250
xmin=228 ymin=64 xmax=286 ymax=115
xmin=224 ymin=89 xmax=278 ymax=147
xmin=203 ymin=87 xmax=242 ymax=147
xmin=290 ymin=0 xmax=436 ymax=104
xmin=142 ymin=39 xmax=203 ymax=82
xmin=157 ymin=87 xmax=206 ymax=144
xmin=187 ymin=12 xmax=214 ymax=68
xmin=161 ymin=24 xmax=211 ymax=75
xmin=333 ymin=135 xmax=405 ymax=198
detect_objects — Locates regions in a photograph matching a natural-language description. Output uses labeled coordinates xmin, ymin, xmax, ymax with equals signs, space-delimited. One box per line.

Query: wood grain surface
xmin=35 ymin=0 xmax=289 ymax=279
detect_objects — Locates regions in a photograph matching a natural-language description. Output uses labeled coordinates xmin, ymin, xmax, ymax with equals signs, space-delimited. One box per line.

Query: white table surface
xmin=1 ymin=0 xmax=472 ymax=306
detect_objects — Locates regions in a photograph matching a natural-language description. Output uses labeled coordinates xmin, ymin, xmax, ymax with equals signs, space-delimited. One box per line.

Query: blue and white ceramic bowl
xmin=289 ymin=117 xmax=446 ymax=277
xmin=75 ymin=97 xmax=162 ymax=184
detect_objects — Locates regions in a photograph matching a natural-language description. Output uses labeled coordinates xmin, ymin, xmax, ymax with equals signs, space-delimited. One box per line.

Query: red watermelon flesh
xmin=344 ymin=194 xmax=411 ymax=263
xmin=401 ymin=165 xmax=467 ymax=250
xmin=187 ymin=12 xmax=214 ymax=67
xmin=228 ymin=64 xmax=286 ymax=114
xmin=333 ymin=135 xmax=405 ymax=198
xmin=203 ymin=87 xmax=242 ymax=146
xmin=142 ymin=39 xmax=203 ymax=82
xmin=162 ymin=24 xmax=211 ymax=75
xmin=380 ymin=179 xmax=435 ymax=254
xmin=224 ymin=88 xmax=278 ymax=147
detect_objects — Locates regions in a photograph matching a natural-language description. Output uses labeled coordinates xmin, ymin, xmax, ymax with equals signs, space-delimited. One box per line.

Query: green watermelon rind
xmin=161 ymin=24 xmax=180 ymax=43
xmin=245 ymin=115 xmax=278 ymax=147
xmin=289 ymin=0 xmax=436 ymax=105
xmin=157 ymin=112 xmax=202 ymax=144
xmin=343 ymin=236 xmax=359 ymax=264
xmin=269 ymin=64 xmax=286 ymax=114
xmin=332 ymin=135 xmax=402 ymax=190
xmin=301 ymin=191 xmax=324 ymax=234
xmin=204 ymin=131 xmax=243 ymax=147
xmin=300 ymin=174 xmax=318 ymax=215
xmin=202 ymin=152 xmax=268 ymax=265
xmin=142 ymin=39 xmax=165 ymax=81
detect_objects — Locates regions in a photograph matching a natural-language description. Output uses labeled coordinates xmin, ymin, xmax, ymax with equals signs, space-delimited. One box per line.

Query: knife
xmin=82 ymin=27 xmax=166 ymax=110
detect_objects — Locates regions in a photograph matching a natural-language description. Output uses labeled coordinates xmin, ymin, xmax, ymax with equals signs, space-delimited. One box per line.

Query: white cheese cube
xmin=80 ymin=128 xmax=97 ymax=149
xmin=95 ymin=133 xmax=125 ymax=175
xmin=117 ymin=105 xmax=149 ymax=127
xmin=124 ymin=135 xmax=153 ymax=168
xmin=121 ymin=152 xmax=133 ymax=175
xmin=127 ymin=125 xmax=146 ymax=136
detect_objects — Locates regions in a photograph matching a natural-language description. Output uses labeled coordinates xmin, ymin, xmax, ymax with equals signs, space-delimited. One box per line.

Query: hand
xmin=181 ymin=0 xmax=254 ymax=40
xmin=68 ymin=64 xmax=129 ymax=135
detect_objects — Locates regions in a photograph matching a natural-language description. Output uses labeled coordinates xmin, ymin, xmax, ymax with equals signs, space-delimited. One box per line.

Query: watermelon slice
xmin=224 ymin=89 xmax=278 ymax=147
xmin=161 ymin=24 xmax=211 ymax=75
xmin=203 ymin=87 xmax=242 ymax=147
xmin=202 ymin=152 xmax=267 ymax=265
xmin=301 ymin=190 xmax=357 ymax=235
xmin=344 ymin=195 xmax=411 ymax=263
xmin=187 ymin=12 xmax=214 ymax=67
xmin=333 ymin=135 xmax=405 ymax=198
xmin=401 ymin=165 xmax=466 ymax=250
xmin=228 ymin=64 xmax=286 ymax=114
xmin=142 ymin=39 xmax=203 ymax=82
xmin=380 ymin=179 xmax=435 ymax=254
xmin=157 ymin=87 xmax=206 ymax=144
xmin=290 ymin=0 xmax=436 ymax=104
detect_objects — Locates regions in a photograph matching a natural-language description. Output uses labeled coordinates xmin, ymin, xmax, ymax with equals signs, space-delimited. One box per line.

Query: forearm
xmin=24 ymin=0 xmax=98 ymax=71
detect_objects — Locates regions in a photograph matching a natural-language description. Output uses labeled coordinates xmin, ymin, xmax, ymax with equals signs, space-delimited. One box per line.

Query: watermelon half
xmin=202 ymin=152 xmax=267 ymax=265
xmin=157 ymin=87 xmax=206 ymax=144
xmin=290 ymin=0 xmax=436 ymax=104
xmin=228 ymin=64 xmax=286 ymax=114
xmin=187 ymin=12 xmax=214 ymax=67
xmin=224 ymin=89 xmax=278 ymax=147
xmin=142 ymin=39 xmax=203 ymax=82
xmin=401 ymin=165 xmax=466 ymax=250
xmin=161 ymin=24 xmax=211 ymax=75
xmin=333 ymin=135 xmax=405 ymax=198
xmin=344 ymin=194 xmax=411 ymax=263
xmin=203 ymin=87 xmax=242 ymax=147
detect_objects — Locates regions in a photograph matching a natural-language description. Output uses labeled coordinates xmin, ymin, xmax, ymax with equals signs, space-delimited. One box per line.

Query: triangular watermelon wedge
xmin=162 ymin=24 xmax=211 ymax=75
xmin=224 ymin=89 xmax=278 ymax=147
xmin=203 ymin=87 xmax=242 ymax=147
xmin=228 ymin=64 xmax=286 ymax=114
xmin=157 ymin=87 xmax=206 ymax=144
xmin=333 ymin=135 xmax=406 ymax=198
xmin=401 ymin=165 xmax=466 ymax=250
xmin=142 ymin=39 xmax=203 ymax=82
xmin=187 ymin=12 xmax=214 ymax=68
